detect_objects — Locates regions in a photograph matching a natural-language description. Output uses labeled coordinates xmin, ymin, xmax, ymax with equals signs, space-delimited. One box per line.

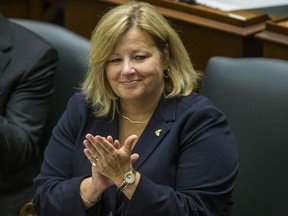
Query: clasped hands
xmin=83 ymin=133 xmax=139 ymax=192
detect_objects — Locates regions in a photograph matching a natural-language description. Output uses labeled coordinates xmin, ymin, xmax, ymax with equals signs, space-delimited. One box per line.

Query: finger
xmin=106 ymin=136 xmax=120 ymax=149
xmin=131 ymin=153 xmax=139 ymax=164
xmin=113 ymin=139 xmax=120 ymax=149
xmin=85 ymin=134 xmax=97 ymax=148
xmin=106 ymin=135 xmax=114 ymax=143
xmin=123 ymin=134 xmax=137 ymax=153
xmin=83 ymin=138 xmax=99 ymax=159
xmin=83 ymin=148 xmax=97 ymax=167
xmin=85 ymin=134 xmax=109 ymax=156
xmin=94 ymin=135 xmax=115 ymax=154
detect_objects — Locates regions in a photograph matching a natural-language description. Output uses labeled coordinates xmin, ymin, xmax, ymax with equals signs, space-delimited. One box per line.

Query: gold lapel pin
xmin=155 ymin=129 xmax=162 ymax=137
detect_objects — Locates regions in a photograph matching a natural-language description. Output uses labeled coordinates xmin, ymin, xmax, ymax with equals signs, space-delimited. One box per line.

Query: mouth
xmin=121 ymin=80 xmax=141 ymax=85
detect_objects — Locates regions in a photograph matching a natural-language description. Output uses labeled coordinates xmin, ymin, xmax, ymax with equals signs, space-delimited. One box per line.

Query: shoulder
xmin=176 ymin=92 xmax=222 ymax=116
xmin=9 ymin=20 xmax=55 ymax=51
xmin=55 ymin=92 xmax=91 ymax=131
xmin=1 ymin=18 xmax=58 ymax=71
xmin=5 ymin=19 xmax=58 ymax=64
xmin=65 ymin=92 xmax=98 ymax=120
xmin=172 ymin=93 xmax=228 ymax=130
xmin=180 ymin=92 xmax=213 ymax=107
xmin=157 ymin=92 xmax=226 ymax=126
xmin=66 ymin=92 xmax=87 ymax=111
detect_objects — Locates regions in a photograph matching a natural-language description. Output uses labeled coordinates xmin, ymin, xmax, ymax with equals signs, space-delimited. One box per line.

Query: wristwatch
xmin=117 ymin=170 xmax=136 ymax=192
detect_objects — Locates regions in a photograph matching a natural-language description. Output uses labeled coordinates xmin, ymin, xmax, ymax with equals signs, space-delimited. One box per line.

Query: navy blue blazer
xmin=34 ymin=92 xmax=239 ymax=216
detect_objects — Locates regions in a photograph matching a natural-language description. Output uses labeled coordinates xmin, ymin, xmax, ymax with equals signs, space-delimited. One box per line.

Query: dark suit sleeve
xmin=0 ymin=47 xmax=58 ymax=171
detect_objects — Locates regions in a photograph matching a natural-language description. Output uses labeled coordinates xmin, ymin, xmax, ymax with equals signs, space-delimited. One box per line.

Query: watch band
xmin=116 ymin=170 xmax=136 ymax=192
xmin=116 ymin=181 xmax=129 ymax=192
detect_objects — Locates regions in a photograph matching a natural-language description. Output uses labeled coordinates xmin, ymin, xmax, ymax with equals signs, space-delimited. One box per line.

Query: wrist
xmin=116 ymin=169 xmax=136 ymax=192
xmin=79 ymin=191 xmax=102 ymax=206
xmin=80 ymin=177 xmax=103 ymax=207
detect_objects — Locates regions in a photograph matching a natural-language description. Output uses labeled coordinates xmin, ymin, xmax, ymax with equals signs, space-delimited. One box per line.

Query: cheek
xmin=105 ymin=68 xmax=121 ymax=95
xmin=154 ymin=64 xmax=166 ymax=87
xmin=105 ymin=67 xmax=118 ymax=83
xmin=155 ymin=72 xmax=165 ymax=87
xmin=152 ymin=63 xmax=165 ymax=81
xmin=143 ymin=67 xmax=165 ymax=90
xmin=104 ymin=72 xmax=115 ymax=95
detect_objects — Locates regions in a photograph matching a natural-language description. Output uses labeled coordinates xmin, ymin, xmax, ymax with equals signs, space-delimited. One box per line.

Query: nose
xmin=121 ymin=59 xmax=135 ymax=75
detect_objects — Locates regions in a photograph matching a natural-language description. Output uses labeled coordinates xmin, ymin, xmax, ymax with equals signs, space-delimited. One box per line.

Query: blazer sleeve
xmin=33 ymin=94 xmax=103 ymax=216
xmin=0 ymin=48 xmax=58 ymax=172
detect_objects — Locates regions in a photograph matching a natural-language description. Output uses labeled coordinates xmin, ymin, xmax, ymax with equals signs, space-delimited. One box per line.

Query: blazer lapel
xmin=132 ymin=97 xmax=176 ymax=170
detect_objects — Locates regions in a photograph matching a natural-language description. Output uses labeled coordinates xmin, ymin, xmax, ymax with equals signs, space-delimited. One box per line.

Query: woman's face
xmin=105 ymin=28 xmax=166 ymax=104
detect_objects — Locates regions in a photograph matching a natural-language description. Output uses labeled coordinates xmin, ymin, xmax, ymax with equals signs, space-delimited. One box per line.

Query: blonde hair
xmin=82 ymin=1 xmax=199 ymax=118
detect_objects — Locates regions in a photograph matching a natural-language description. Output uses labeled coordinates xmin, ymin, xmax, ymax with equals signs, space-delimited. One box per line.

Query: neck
xmin=120 ymin=95 xmax=162 ymax=116
xmin=119 ymin=91 xmax=163 ymax=123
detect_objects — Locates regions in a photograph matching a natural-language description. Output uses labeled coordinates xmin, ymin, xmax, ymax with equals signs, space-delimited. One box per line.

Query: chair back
xmin=200 ymin=56 xmax=288 ymax=216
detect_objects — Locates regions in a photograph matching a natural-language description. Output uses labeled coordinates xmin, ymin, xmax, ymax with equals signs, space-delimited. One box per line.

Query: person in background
xmin=0 ymin=14 xmax=58 ymax=216
xmin=33 ymin=1 xmax=238 ymax=216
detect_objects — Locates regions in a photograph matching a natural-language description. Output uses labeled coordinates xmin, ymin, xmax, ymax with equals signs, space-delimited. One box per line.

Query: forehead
xmin=114 ymin=28 xmax=156 ymax=50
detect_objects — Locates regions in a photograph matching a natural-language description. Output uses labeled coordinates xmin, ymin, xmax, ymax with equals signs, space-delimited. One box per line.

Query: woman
xmin=33 ymin=2 xmax=238 ymax=215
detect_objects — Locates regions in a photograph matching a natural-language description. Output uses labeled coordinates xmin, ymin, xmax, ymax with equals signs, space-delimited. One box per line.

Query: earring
xmin=163 ymin=68 xmax=170 ymax=78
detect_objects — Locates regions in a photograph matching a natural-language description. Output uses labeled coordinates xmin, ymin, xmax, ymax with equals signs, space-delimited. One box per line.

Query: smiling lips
xmin=120 ymin=80 xmax=141 ymax=86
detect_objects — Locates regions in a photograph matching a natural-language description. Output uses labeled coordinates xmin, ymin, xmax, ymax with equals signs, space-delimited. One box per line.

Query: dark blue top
xmin=34 ymin=92 xmax=239 ymax=216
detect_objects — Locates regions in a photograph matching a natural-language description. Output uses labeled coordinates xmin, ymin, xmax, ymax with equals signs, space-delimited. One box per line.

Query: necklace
xmin=121 ymin=113 xmax=149 ymax=124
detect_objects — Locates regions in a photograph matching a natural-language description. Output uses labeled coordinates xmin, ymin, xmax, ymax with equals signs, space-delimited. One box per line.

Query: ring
xmin=92 ymin=162 xmax=96 ymax=167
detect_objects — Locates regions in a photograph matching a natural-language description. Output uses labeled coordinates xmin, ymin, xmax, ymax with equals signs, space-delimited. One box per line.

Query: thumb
xmin=123 ymin=134 xmax=137 ymax=153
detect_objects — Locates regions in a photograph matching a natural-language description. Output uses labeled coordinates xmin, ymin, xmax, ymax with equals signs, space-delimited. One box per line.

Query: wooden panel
xmin=0 ymin=0 xmax=42 ymax=19
xmin=65 ymin=0 xmax=115 ymax=39
xmin=266 ymin=19 xmax=288 ymax=35
xmin=255 ymin=17 xmax=288 ymax=60
xmin=166 ymin=18 xmax=256 ymax=71
xmin=263 ymin=42 xmax=288 ymax=59
xmin=0 ymin=0 xmax=63 ymax=21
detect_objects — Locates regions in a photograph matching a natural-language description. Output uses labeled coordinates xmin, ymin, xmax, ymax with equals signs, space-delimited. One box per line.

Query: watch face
xmin=124 ymin=171 xmax=135 ymax=184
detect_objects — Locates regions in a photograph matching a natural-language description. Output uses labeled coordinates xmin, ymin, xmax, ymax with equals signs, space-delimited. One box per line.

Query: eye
xmin=109 ymin=58 xmax=122 ymax=63
xmin=135 ymin=55 xmax=146 ymax=61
